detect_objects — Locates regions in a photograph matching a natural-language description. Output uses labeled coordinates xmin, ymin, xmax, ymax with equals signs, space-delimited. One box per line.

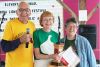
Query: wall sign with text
xmin=0 ymin=0 xmax=64 ymax=39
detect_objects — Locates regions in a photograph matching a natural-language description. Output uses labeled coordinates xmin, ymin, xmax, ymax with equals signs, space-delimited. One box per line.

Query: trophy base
xmin=50 ymin=60 xmax=63 ymax=66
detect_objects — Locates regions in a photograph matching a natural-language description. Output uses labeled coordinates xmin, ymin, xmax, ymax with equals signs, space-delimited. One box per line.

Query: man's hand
xmin=19 ymin=33 xmax=32 ymax=44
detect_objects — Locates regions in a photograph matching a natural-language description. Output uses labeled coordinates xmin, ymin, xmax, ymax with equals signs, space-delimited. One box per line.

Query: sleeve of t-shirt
xmin=1 ymin=39 xmax=21 ymax=52
xmin=1 ymin=21 xmax=21 ymax=52
xmin=33 ymin=30 xmax=40 ymax=48
xmin=2 ymin=21 xmax=13 ymax=40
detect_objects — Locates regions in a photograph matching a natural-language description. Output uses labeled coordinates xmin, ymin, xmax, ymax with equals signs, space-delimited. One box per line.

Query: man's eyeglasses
xmin=18 ymin=8 xmax=30 ymax=14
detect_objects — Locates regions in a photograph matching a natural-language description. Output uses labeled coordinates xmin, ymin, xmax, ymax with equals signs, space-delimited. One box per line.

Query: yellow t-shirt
xmin=2 ymin=18 xmax=36 ymax=67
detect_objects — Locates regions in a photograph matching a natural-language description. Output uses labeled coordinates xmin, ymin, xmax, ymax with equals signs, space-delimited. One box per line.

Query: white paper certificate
xmin=58 ymin=46 xmax=80 ymax=67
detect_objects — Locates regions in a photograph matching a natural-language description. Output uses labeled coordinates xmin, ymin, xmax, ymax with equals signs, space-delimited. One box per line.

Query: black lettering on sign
xmin=5 ymin=2 xmax=18 ymax=7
